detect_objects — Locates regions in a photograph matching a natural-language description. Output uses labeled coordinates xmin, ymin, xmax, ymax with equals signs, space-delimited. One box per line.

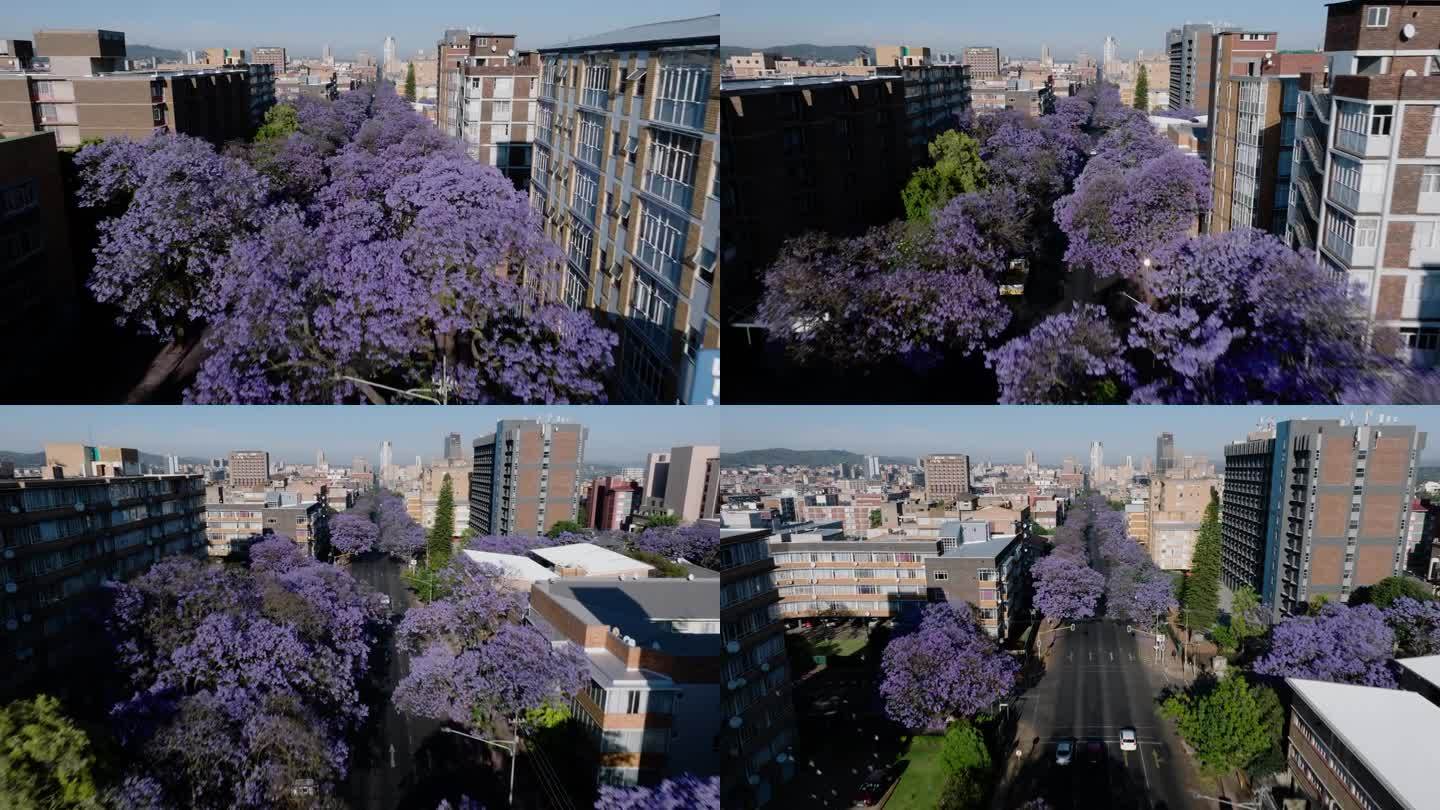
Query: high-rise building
xmin=468 ymin=419 xmax=585 ymax=535
xmin=316 ymin=449 xmax=326 ymax=469
xmin=1089 ymin=441 xmax=1104 ymax=483
xmin=0 ymin=471 xmax=206 ymax=696
xmin=351 ymin=456 xmax=370 ymax=475
xmin=1103 ymin=36 xmax=1119 ymax=68
xmin=644 ymin=451 xmax=671 ymax=502
xmin=227 ymin=450 xmax=270 ymax=490
xmin=662 ymin=445 xmax=720 ymax=521
xmin=0 ymin=131 xmax=75 ymax=368
xmin=1040 ymin=44 xmax=1052 ymax=67
xmin=1148 ymin=477 xmax=1219 ymax=569
xmin=251 ymin=46 xmax=286 ymax=70
xmin=532 ymin=15 xmax=720 ymax=404
xmin=719 ymin=527 xmax=797 ymax=808
xmin=1221 ymin=418 xmax=1425 ymax=619
xmin=382 ymin=35 xmax=396 ymax=76
xmin=322 ymin=43 xmax=333 ymax=65
xmin=1167 ymin=23 xmax=1220 ymax=112
xmin=586 ymin=474 xmax=641 ymax=530
xmin=1299 ymin=0 xmax=1440 ymax=364
xmin=922 ymin=454 xmax=971 ymax=503
xmin=379 ymin=441 xmax=393 ymax=477
xmin=1156 ymin=432 xmax=1177 ymax=479
xmin=865 ymin=455 xmax=881 ymax=479
xmin=434 ymin=31 xmax=540 ymax=186
xmin=963 ymin=46 xmax=1002 ymax=80
xmin=1205 ymin=31 xmax=1296 ymax=236
xmin=444 ymin=432 xmax=464 ymax=461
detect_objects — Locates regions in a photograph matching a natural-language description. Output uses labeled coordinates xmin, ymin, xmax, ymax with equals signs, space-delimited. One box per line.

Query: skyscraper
xmin=1024 ymin=449 xmax=1037 ymax=469
xmin=444 ymin=432 xmax=463 ymax=461
xmin=1102 ymin=36 xmax=1118 ymax=67
xmin=316 ymin=449 xmax=326 ymax=469
xmin=1156 ymin=432 xmax=1176 ymax=479
xmin=382 ymin=35 xmax=396 ymax=75
xmin=1089 ymin=441 xmax=1104 ymax=482
xmin=379 ymin=441 xmax=393 ymax=477
xmin=1040 ymin=44 xmax=1052 ymax=66
xmin=922 ymin=454 xmax=971 ymax=503
xmin=865 ymin=455 xmax=881 ymax=479
xmin=644 ymin=451 xmax=672 ymax=502
xmin=227 ymin=450 xmax=270 ymax=490
xmin=1166 ymin=23 xmax=1218 ymax=112
xmin=1221 ymin=418 xmax=1425 ymax=619
xmin=322 ymin=43 xmax=333 ymax=65
xmin=469 ymin=419 xmax=586 ymax=535
xmin=662 ymin=445 xmax=721 ymax=521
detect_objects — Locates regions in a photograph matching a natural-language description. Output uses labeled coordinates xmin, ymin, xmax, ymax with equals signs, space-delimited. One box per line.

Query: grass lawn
xmin=885 ymin=735 xmax=946 ymax=810
xmin=812 ymin=630 xmax=869 ymax=658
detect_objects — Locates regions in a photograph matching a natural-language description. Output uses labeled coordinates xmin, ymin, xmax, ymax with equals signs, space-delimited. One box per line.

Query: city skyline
xmin=722 ymin=0 xmax=1325 ymax=58
xmin=0 ymin=406 xmax=720 ymax=466
xmin=4 ymin=1 xmax=718 ymax=61
xmin=720 ymin=406 xmax=1440 ymax=463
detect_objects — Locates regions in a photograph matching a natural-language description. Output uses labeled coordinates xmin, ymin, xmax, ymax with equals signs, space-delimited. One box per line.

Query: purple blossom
xmin=329 ymin=510 xmax=379 ymax=556
xmin=1384 ymin=596 xmax=1440 ymax=657
xmin=1032 ymin=550 xmax=1105 ymax=621
xmin=248 ymin=534 xmax=304 ymax=574
xmin=878 ymin=603 xmax=1018 ymax=727
xmin=987 ymin=304 xmax=1133 ymax=403
xmin=1254 ymin=602 xmax=1397 ymax=687
xmin=466 ymin=533 xmax=566 ymax=556
xmin=632 ymin=524 xmax=720 ymax=567
xmin=595 ymin=775 xmax=721 ymax=810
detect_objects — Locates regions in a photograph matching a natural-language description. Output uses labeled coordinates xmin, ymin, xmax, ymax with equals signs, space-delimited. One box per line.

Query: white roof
xmin=462 ymin=549 xmax=556 ymax=582
xmin=1396 ymin=655 xmax=1440 ymax=692
xmin=1287 ymin=678 xmax=1440 ymax=810
xmin=530 ymin=542 xmax=654 ymax=576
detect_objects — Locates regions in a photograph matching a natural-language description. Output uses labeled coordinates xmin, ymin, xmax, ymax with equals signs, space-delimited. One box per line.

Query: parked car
xmin=855 ymin=766 xmax=897 ymax=806
xmin=378 ymin=594 xmax=392 ymax=609
xmin=1119 ymin=727 xmax=1138 ymax=752
xmin=1084 ymin=739 xmax=1104 ymax=764
xmin=1055 ymin=738 xmax=1074 ymax=765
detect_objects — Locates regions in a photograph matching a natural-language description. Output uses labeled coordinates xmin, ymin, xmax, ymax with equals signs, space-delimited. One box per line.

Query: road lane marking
xmin=389 ymin=743 xmax=396 ymax=768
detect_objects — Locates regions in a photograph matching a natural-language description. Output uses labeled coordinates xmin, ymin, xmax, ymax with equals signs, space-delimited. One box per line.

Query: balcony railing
xmin=1293 ymin=173 xmax=1320 ymax=221
xmin=1334 ymin=128 xmax=1390 ymax=159
xmin=1328 ymin=181 xmax=1381 ymax=214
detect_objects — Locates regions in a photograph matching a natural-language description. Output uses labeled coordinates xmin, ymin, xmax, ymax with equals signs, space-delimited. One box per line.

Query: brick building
xmin=468 ymin=419 xmax=585 ymax=535
xmin=531 ymin=15 xmax=720 ymax=404
xmin=586 ymin=475 xmax=641 ymax=530
xmin=0 ymin=131 xmax=73 ymax=361
xmin=434 ymin=31 xmax=540 ymax=187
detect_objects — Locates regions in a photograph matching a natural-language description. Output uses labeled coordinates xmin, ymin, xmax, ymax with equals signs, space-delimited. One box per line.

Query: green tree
xmin=254 ymin=103 xmax=298 ymax=142
xmin=1349 ymin=575 xmax=1436 ymax=609
xmin=1230 ymin=584 xmax=1263 ymax=645
xmin=939 ymin=771 xmax=985 ymax=810
xmin=646 ymin=513 xmax=682 ymax=528
xmin=623 ymin=548 xmax=689 ymax=578
xmin=404 ymin=63 xmax=417 ymax=102
xmin=1160 ymin=674 xmax=1283 ymax=778
xmin=940 ymin=719 xmax=991 ymax=776
xmin=1133 ymin=66 xmax=1149 ymax=111
xmin=869 ymin=509 xmax=883 ymax=529
xmin=545 ymin=519 xmax=587 ymax=539
xmin=426 ymin=474 xmax=455 ymax=571
xmin=901 ymin=130 xmax=987 ymax=221
xmin=0 ymin=695 xmax=101 ymax=808
xmin=1183 ymin=496 xmax=1222 ymax=634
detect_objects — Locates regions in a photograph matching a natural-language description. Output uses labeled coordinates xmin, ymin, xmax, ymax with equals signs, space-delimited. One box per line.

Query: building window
xmin=491 ymin=100 xmax=512 ymax=121
xmin=629 ymin=269 xmax=677 ymax=351
xmin=577 ymin=112 xmax=605 ymax=167
xmin=1371 ymin=105 xmax=1394 ymax=136
xmin=537 ymin=105 xmax=554 ymax=145
xmin=932 ymin=571 xmax=949 ymax=581
xmin=1356 ymin=217 xmax=1379 ymax=248
xmin=583 ymin=61 xmax=612 ymax=109
xmin=572 ymin=168 xmax=599 ymax=223
xmin=566 ymin=216 xmax=594 ymax=274
xmin=1422 ymin=166 xmax=1440 ymax=194
xmin=644 ymin=128 xmax=700 ymax=210
xmin=493 ymin=76 xmax=513 ymax=97
xmin=1366 ymin=6 xmax=1390 ymax=27
xmin=634 ymin=202 xmax=687 ymax=284
xmin=562 ymin=263 xmax=589 ymax=312
xmin=652 ymin=61 xmax=710 ymax=130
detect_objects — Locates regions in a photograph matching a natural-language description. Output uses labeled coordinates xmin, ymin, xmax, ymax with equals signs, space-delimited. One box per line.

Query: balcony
xmin=1412 ymin=242 xmax=1440 ymax=268
xmin=1334 ymin=128 xmax=1390 ymax=159
xmin=1323 ymin=230 xmax=1377 ymax=267
xmin=1328 ymin=181 xmax=1382 ymax=214
xmin=580 ymin=87 xmax=609 ymax=112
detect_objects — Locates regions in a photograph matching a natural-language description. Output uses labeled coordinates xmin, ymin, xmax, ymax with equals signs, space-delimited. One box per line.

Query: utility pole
xmin=443 ymin=727 xmax=519 ymax=807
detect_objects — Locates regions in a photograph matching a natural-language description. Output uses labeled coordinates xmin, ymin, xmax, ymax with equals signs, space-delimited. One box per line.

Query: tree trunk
xmin=124 ymin=327 xmax=213 ymax=403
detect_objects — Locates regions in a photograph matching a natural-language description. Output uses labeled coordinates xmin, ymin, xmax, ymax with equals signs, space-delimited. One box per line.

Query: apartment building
xmin=532 ymin=15 xmax=720 ymax=404
xmin=0 ymin=40 xmax=35 ymax=72
xmin=434 ymin=31 xmax=540 ymax=187
xmin=1126 ymin=502 xmax=1151 ymax=551
xmin=0 ymin=132 xmax=73 ymax=358
xmin=203 ymin=494 xmax=327 ymax=558
xmin=250 ymin=47 xmax=286 ymax=70
xmin=418 ymin=461 xmax=469 ymax=536
xmin=528 ymin=578 xmax=719 ymax=787
xmin=0 ymin=472 xmax=206 ymax=696
xmin=922 ymin=454 xmax=971 ymax=503
xmin=719 ymin=527 xmax=796 ymax=809
xmin=925 ymin=533 xmax=1034 ymax=638
xmin=769 ymin=538 xmax=934 ymax=618
xmin=1148 ymin=477 xmax=1218 ymax=570
xmin=1206 ymin=31 xmax=1285 ymax=235
xmin=1286 ymin=677 xmax=1435 ymax=810
xmin=42 ymin=444 xmax=139 ymax=479
xmin=1167 ymin=24 xmax=1220 ymax=112
xmin=468 ymin=419 xmax=585 ymax=536
xmin=587 ymin=475 xmax=641 ymax=530
xmin=897 ymin=64 xmax=973 ymax=165
xmin=661 ymin=445 xmax=720 ymax=521
xmin=721 ymin=73 xmax=908 ymax=324
xmin=963 ymin=46 xmax=1002 ymax=80
xmin=1299 ymin=0 xmax=1440 ymax=365
xmin=1221 ymin=418 xmax=1424 ymax=619
xmin=227 ymin=449 xmax=270 ymax=490
xmin=876 ymin=44 xmax=932 ymax=68
xmin=202 ymin=47 xmax=246 ymax=66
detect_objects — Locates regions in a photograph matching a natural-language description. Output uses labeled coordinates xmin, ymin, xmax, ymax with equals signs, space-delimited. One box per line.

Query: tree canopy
xmin=1160 ymin=674 xmax=1283 ymax=777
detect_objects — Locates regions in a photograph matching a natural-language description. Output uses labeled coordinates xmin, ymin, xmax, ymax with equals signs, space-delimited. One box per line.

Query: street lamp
xmin=443 ymin=727 xmax=519 ymax=807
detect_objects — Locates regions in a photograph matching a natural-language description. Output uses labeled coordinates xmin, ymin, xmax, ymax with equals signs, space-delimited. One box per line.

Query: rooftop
xmin=1287 ymin=677 xmax=1440 ymax=810
xmin=1396 ymin=655 xmax=1440 ymax=692
xmin=937 ymin=535 xmax=1020 ymax=559
xmin=540 ymin=14 xmax=718 ymax=54
xmin=533 ymin=578 xmax=718 ymax=657
xmin=531 ymin=542 xmax=655 ymax=576
xmin=462 ymin=549 xmax=557 ymax=582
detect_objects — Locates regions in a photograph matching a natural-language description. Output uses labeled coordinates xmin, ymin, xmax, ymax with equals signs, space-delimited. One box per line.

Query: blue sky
xmin=721 ymin=407 xmax=1440 ymax=465
xmin=7 ymin=2 xmax=717 ymax=60
xmin=722 ymin=0 xmax=1327 ymax=59
xmin=0 ymin=407 xmax=719 ymax=467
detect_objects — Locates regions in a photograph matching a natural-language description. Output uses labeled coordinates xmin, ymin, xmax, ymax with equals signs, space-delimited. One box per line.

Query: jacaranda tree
xmin=1253 ymin=602 xmax=1397 ymax=687
xmin=1031 ymin=549 xmax=1104 ymax=622
xmin=594 ymin=775 xmax=720 ymax=810
xmin=879 ymin=603 xmax=1018 ymax=728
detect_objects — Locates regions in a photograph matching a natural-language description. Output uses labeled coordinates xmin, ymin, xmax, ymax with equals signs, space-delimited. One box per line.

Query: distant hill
xmin=720 ymin=448 xmax=911 ymax=468
xmin=127 ymin=44 xmax=185 ymax=62
xmin=720 ymin=44 xmax=874 ymax=63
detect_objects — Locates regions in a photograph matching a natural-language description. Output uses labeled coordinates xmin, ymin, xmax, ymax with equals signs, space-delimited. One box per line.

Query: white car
xmin=1055 ymin=738 xmax=1074 ymax=765
xmin=1119 ymin=727 xmax=1138 ymax=752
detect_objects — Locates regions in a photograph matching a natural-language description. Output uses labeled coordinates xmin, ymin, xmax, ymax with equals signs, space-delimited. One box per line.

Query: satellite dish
xmin=1407 ymin=69 xmax=1419 ymax=77
xmin=508 ymin=49 xmax=516 ymax=58
xmin=1403 ymin=23 xmax=1418 ymax=40
xmin=490 ymin=45 xmax=497 ymax=53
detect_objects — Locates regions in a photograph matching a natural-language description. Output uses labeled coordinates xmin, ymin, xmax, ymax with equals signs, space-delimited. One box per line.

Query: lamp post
xmin=443 ymin=727 xmax=519 ymax=807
